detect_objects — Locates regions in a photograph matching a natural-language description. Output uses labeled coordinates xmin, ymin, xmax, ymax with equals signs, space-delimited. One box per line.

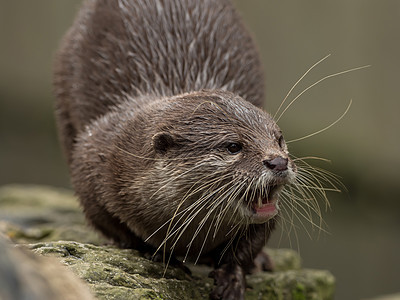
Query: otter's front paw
xmin=209 ymin=264 xmax=245 ymax=300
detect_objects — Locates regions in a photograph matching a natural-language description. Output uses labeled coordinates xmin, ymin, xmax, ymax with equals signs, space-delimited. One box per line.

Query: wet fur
xmin=54 ymin=0 xmax=296 ymax=299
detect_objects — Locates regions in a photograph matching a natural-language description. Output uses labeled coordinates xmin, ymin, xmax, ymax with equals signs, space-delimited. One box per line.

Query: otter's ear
xmin=152 ymin=132 xmax=176 ymax=154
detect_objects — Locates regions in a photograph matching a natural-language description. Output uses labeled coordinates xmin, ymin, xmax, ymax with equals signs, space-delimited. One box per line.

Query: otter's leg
xmin=83 ymin=201 xmax=192 ymax=274
xmin=82 ymin=200 xmax=148 ymax=249
xmin=209 ymin=220 xmax=275 ymax=300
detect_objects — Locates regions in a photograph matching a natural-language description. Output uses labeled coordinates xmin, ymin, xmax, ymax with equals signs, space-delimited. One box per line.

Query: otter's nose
xmin=263 ymin=157 xmax=288 ymax=172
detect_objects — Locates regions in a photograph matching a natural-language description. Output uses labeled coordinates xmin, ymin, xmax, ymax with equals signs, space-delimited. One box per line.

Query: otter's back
xmin=53 ymin=0 xmax=265 ymax=157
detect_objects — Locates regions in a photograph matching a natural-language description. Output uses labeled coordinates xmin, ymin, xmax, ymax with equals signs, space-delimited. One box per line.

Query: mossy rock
xmin=26 ymin=241 xmax=334 ymax=300
xmin=0 ymin=185 xmax=335 ymax=299
xmin=0 ymin=184 xmax=103 ymax=245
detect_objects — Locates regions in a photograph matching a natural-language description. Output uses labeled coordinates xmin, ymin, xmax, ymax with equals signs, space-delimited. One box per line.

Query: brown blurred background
xmin=1 ymin=1 xmax=399 ymax=299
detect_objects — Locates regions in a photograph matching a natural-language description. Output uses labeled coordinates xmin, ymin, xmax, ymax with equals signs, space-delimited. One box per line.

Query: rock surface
xmin=0 ymin=185 xmax=335 ymax=299
xmin=0 ymin=236 xmax=94 ymax=300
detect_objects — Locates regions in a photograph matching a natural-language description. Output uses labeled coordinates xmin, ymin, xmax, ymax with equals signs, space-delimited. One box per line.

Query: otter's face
xmin=223 ymin=123 xmax=297 ymax=224
xmin=151 ymin=91 xmax=296 ymax=226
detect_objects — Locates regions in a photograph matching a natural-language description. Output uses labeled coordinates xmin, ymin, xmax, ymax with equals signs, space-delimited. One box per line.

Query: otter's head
xmin=149 ymin=90 xmax=296 ymax=226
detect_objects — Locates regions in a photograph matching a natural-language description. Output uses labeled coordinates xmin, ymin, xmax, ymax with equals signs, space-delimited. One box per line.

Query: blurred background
xmin=1 ymin=1 xmax=399 ymax=299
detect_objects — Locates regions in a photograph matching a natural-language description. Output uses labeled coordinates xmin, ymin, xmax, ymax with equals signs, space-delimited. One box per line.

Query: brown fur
xmin=53 ymin=1 xmax=296 ymax=299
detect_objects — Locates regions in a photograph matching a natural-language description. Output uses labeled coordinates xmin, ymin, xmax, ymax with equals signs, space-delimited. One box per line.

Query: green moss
xmin=292 ymin=283 xmax=306 ymax=300
xmin=1 ymin=185 xmax=336 ymax=300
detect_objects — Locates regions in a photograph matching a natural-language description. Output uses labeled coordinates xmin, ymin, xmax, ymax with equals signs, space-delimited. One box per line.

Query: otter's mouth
xmin=246 ymin=184 xmax=284 ymax=222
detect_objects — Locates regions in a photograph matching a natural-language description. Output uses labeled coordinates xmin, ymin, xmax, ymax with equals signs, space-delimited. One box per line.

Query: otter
xmin=53 ymin=0 xmax=297 ymax=299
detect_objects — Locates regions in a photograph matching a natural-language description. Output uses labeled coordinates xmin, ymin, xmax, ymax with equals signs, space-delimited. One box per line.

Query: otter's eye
xmin=278 ymin=135 xmax=285 ymax=148
xmin=226 ymin=143 xmax=242 ymax=154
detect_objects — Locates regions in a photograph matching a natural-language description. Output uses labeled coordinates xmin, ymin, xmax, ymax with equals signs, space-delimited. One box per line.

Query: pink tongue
xmin=255 ymin=203 xmax=276 ymax=214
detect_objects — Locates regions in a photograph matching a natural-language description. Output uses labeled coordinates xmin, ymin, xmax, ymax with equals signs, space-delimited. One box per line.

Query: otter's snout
xmin=263 ymin=157 xmax=288 ymax=172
